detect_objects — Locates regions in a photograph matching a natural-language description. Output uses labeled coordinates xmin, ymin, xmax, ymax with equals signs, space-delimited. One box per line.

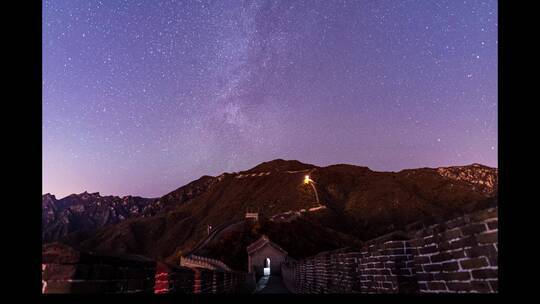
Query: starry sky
xmin=43 ymin=0 xmax=498 ymax=198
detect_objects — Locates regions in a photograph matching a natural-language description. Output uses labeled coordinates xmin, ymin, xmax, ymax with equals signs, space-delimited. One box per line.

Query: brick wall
xmin=42 ymin=206 xmax=497 ymax=294
xmin=281 ymin=206 xmax=498 ymax=294
xmin=154 ymin=262 xmax=195 ymax=293
xmin=410 ymin=207 xmax=498 ymax=293
xmin=42 ymin=243 xmax=249 ymax=294
xmin=282 ymin=249 xmax=361 ymax=293
xmin=180 ymin=254 xmax=233 ymax=271
xmin=357 ymin=238 xmax=417 ymax=293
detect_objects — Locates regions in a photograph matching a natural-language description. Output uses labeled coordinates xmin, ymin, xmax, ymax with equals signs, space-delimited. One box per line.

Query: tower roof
xmin=246 ymin=235 xmax=288 ymax=255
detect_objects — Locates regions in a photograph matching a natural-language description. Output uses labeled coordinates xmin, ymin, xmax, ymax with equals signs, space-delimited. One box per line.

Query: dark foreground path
xmin=254 ymin=275 xmax=291 ymax=294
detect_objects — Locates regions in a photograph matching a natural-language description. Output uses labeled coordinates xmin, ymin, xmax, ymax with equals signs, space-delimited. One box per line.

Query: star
xmin=42 ymin=0 xmax=498 ymax=197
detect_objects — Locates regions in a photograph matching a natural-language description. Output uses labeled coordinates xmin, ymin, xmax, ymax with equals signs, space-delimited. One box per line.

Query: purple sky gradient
xmin=43 ymin=0 xmax=497 ymax=198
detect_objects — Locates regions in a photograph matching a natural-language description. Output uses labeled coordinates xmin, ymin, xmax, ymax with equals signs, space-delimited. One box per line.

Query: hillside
xmin=56 ymin=159 xmax=498 ymax=270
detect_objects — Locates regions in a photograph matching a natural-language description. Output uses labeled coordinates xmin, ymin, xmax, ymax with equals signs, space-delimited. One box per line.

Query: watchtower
xmin=245 ymin=209 xmax=259 ymax=223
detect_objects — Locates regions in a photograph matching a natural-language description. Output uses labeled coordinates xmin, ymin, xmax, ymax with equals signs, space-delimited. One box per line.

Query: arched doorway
xmin=263 ymin=258 xmax=271 ymax=276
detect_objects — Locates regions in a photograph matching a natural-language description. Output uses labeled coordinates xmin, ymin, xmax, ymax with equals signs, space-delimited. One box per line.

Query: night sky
xmin=43 ymin=0 xmax=498 ymax=198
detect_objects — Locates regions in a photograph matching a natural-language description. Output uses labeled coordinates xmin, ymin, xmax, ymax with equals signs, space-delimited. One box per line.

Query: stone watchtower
xmin=245 ymin=210 xmax=259 ymax=223
xmin=247 ymin=235 xmax=288 ymax=278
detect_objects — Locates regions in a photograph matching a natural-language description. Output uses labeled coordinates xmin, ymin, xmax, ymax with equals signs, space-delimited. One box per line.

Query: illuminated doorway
xmin=263 ymin=258 xmax=270 ymax=276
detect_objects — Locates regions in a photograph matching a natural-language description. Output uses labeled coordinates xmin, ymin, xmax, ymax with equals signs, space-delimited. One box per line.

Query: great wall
xmin=42 ymin=206 xmax=498 ymax=293
xmin=281 ymin=206 xmax=498 ymax=293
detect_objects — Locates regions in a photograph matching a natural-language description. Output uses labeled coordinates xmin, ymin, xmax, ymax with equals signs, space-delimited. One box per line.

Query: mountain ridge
xmin=45 ymin=159 xmax=497 ymax=271
xmin=42 ymin=191 xmax=160 ymax=243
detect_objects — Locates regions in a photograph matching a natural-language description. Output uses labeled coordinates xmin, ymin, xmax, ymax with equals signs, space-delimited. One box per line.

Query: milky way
xmin=43 ymin=0 xmax=498 ymax=198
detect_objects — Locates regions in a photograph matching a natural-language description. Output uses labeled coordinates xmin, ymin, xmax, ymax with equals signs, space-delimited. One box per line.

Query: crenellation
xmin=281 ymin=206 xmax=497 ymax=294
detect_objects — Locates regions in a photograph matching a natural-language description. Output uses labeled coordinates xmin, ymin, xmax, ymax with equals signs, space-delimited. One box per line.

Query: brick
xmin=384 ymin=261 xmax=396 ymax=268
xmin=487 ymin=220 xmax=498 ymax=230
xmin=438 ymin=241 xmax=452 ymax=251
xmin=424 ymin=235 xmax=441 ymax=245
xmin=364 ymin=269 xmax=377 ymax=275
xmin=441 ymin=261 xmax=459 ymax=271
xmin=466 ymin=245 xmax=497 ymax=258
xmin=406 ymin=248 xmax=417 ymax=255
xmin=414 ymin=256 xmax=430 ymax=264
xmin=446 ymin=281 xmax=471 ymax=292
xmin=488 ymin=256 xmax=498 ymax=267
xmin=419 ymin=245 xmax=438 ymax=254
xmin=427 ymin=281 xmax=447 ymax=291
xmin=434 ymin=271 xmax=471 ymax=281
xmin=476 ymin=232 xmax=498 ymax=244
xmin=416 ymin=272 xmax=434 ymax=281
xmin=443 ymin=229 xmax=462 ymax=240
xmin=366 ymin=257 xmax=378 ymax=263
xmin=430 ymin=252 xmax=452 ymax=263
xmin=451 ymin=251 xmax=465 ymax=260
xmin=423 ymin=263 xmax=442 ymax=272
xmin=388 ymin=249 xmax=406 ymax=255
xmin=470 ymin=280 xmax=492 ymax=293
xmin=460 ymin=257 xmax=489 ymax=269
xmin=449 ymin=235 xmax=478 ymax=250
xmin=472 ymin=269 xmax=497 ymax=279
xmin=461 ymin=223 xmax=487 ymax=236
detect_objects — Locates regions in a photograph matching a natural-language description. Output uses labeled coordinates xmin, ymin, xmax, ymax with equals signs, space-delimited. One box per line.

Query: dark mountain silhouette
xmin=42 ymin=191 xmax=158 ymax=243
xmin=52 ymin=159 xmax=497 ymax=271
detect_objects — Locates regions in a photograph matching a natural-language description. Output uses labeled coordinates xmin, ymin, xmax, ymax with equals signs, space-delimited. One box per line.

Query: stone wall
xmin=357 ymin=238 xmax=418 ymax=293
xmin=155 ymin=265 xmax=247 ymax=294
xmin=154 ymin=262 xmax=195 ymax=293
xmin=410 ymin=207 xmax=498 ymax=293
xmin=282 ymin=249 xmax=360 ymax=293
xmin=42 ymin=243 xmax=250 ymax=294
xmin=180 ymin=254 xmax=233 ymax=271
xmin=281 ymin=206 xmax=498 ymax=294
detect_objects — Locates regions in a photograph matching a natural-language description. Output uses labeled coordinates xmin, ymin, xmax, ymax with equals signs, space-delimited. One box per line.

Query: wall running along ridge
xmin=281 ymin=206 xmax=498 ymax=293
xmin=42 ymin=206 xmax=497 ymax=293
xmin=179 ymin=254 xmax=233 ymax=271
